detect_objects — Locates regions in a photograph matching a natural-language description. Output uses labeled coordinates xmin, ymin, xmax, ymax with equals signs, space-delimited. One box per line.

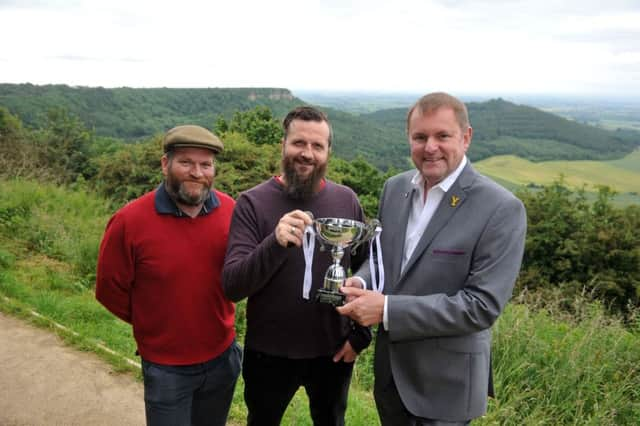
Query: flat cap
xmin=163 ymin=125 xmax=224 ymax=154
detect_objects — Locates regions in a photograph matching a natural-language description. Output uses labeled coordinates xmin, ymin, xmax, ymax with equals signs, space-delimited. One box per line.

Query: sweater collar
xmin=154 ymin=183 xmax=220 ymax=217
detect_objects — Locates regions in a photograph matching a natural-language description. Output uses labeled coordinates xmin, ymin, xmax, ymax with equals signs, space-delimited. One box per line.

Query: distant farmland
xmin=475 ymin=150 xmax=640 ymax=205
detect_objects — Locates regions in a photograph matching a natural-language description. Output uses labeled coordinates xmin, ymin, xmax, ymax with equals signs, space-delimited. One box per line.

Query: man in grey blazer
xmin=337 ymin=92 xmax=527 ymax=425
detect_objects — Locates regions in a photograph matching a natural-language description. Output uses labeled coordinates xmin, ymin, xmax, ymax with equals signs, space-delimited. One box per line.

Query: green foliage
xmin=327 ymin=157 xmax=395 ymax=218
xmin=517 ymin=180 xmax=640 ymax=314
xmin=326 ymin=107 xmax=410 ymax=170
xmin=215 ymin=105 xmax=282 ymax=145
xmin=0 ymin=105 xmax=22 ymax=136
xmin=93 ymin=135 xmax=164 ymax=205
xmin=35 ymin=107 xmax=94 ymax=183
xmin=1 ymin=106 xmax=99 ymax=185
xmin=0 ymin=247 xmax=16 ymax=271
xmin=0 ymin=107 xmax=47 ymax=181
xmin=0 ymin=179 xmax=112 ymax=287
xmin=215 ymin=131 xmax=281 ymax=198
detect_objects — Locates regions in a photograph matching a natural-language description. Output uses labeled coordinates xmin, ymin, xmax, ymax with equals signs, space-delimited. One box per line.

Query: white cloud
xmin=0 ymin=0 xmax=638 ymax=95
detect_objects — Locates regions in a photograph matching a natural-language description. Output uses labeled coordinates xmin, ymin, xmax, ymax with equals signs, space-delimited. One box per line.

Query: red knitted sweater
xmin=96 ymin=187 xmax=236 ymax=365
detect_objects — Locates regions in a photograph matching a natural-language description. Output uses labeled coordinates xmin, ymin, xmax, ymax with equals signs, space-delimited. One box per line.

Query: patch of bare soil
xmin=0 ymin=312 xmax=145 ymax=426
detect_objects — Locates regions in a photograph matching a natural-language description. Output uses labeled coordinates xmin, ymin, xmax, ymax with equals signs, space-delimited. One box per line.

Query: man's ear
xmin=463 ymin=126 xmax=473 ymax=152
xmin=161 ymin=154 xmax=169 ymax=177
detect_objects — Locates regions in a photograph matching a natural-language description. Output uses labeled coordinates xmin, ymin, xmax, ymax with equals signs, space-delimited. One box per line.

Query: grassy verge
xmin=1 ymin=178 xmax=639 ymax=424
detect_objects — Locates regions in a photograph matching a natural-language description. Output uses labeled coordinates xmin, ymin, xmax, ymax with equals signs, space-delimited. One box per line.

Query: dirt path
xmin=0 ymin=311 xmax=145 ymax=426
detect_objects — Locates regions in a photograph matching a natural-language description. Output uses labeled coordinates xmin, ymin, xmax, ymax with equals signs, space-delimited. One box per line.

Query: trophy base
xmin=315 ymin=288 xmax=345 ymax=306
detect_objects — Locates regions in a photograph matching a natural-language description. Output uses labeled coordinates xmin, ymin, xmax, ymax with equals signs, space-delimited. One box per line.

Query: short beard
xmin=281 ymin=156 xmax=326 ymax=201
xmin=165 ymin=175 xmax=211 ymax=207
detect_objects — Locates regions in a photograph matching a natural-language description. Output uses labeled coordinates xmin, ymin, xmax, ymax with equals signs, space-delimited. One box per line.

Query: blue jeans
xmin=141 ymin=340 xmax=242 ymax=426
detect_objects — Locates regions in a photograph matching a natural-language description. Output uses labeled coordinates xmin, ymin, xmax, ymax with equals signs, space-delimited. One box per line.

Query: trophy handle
xmin=350 ymin=219 xmax=380 ymax=254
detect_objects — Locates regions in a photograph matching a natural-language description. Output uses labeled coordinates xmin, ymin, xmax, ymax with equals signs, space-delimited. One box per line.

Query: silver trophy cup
xmin=313 ymin=217 xmax=380 ymax=306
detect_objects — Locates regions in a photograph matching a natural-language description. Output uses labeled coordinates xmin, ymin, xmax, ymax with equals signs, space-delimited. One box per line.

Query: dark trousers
xmin=141 ymin=341 xmax=242 ymax=426
xmin=243 ymin=348 xmax=354 ymax=426
xmin=375 ymin=377 xmax=470 ymax=426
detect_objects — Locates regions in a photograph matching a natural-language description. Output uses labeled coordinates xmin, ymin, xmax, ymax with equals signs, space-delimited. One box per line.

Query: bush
xmin=0 ymin=179 xmax=112 ymax=287
xmin=517 ymin=180 xmax=640 ymax=315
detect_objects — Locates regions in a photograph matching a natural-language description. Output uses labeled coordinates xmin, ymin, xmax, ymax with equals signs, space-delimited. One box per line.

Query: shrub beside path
xmin=0 ymin=311 xmax=145 ymax=426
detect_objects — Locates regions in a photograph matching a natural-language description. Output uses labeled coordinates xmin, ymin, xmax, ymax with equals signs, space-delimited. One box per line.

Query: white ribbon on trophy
xmin=302 ymin=224 xmax=316 ymax=300
xmin=369 ymin=224 xmax=384 ymax=293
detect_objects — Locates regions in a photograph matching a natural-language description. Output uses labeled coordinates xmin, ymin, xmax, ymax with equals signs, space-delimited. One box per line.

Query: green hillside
xmin=609 ymin=148 xmax=640 ymax=173
xmin=362 ymin=99 xmax=640 ymax=164
xmin=323 ymin=108 xmax=410 ymax=170
xmin=1 ymin=84 xmax=638 ymax=171
xmin=475 ymin=150 xmax=640 ymax=195
xmin=0 ymin=84 xmax=301 ymax=138
xmin=0 ymin=83 xmax=409 ymax=169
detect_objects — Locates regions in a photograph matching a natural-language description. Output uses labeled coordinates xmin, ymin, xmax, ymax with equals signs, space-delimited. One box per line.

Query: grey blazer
xmin=358 ymin=162 xmax=527 ymax=422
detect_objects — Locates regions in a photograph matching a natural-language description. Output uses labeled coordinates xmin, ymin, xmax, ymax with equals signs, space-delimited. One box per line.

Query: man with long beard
xmin=96 ymin=125 xmax=241 ymax=426
xmin=223 ymin=106 xmax=371 ymax=426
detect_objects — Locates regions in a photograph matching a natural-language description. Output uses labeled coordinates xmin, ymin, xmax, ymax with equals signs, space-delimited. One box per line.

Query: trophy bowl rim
xmin=313 ymin=217 xmax=368 ymax=247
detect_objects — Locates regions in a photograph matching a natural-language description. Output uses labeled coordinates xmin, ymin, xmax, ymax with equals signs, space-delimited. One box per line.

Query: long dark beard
xmin=165 ymin=174 xmax=211 ymax=206
xmin=281 ymin=156 xmax=327 ymax=201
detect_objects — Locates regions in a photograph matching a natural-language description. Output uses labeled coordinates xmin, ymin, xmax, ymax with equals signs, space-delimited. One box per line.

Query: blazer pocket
xmin=437 ymin=331 xmax=490 ymax=354
xmin=430 ymin=248 xmax=469 ymax=264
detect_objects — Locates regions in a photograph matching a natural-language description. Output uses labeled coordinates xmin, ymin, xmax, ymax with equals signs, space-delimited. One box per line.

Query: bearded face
xmin=280 ymin=119 xmax=330 ymax=200
xmin=281 ymin=153 xmax=327 ymax=200
xmin=165 ymin=166 xmax=212 ymax=206
xmin=162 ymin=148 xmax=215 ymax=207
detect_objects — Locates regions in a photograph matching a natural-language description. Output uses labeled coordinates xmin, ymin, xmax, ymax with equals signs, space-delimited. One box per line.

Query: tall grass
xmin=1 ymin=178 xmax=639 ymax=424
xmin=482 ymin=295 xmax=640 ymax=425
xmin=0 ymin=179 xmax=112 ymax=287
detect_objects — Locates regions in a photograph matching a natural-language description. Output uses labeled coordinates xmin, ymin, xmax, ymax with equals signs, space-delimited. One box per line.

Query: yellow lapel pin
xmin=450 ymin=195 xmax=460 ymax=207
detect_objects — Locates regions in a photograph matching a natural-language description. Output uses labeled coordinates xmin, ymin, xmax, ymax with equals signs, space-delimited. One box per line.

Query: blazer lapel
xmin=389 ymin=182 xmax=415 ymax=286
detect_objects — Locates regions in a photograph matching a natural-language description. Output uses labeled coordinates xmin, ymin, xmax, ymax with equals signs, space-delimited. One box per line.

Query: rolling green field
xmin=476 ymin=150 xmax=640 ymax=202
xmin=597 ymin=119 xmax=640 ymax=131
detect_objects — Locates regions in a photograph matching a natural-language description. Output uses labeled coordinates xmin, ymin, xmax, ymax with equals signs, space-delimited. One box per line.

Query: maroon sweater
xmin=223 ymin=178 xmax=371 ymax=358
xmin=96 ymin=185 xmax=236 ymax=365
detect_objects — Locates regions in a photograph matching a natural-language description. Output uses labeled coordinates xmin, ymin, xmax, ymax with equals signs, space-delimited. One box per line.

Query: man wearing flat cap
xmin=96 ymin=125 xmax=241 ymax=426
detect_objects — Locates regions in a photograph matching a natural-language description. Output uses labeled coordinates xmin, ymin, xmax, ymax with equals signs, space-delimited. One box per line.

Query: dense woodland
xmin=1 ymin=84 xmax=638 ymax=170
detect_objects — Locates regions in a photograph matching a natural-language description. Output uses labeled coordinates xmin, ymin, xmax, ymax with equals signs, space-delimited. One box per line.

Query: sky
xmin=1 ymin=0 xmax=639 ymax=97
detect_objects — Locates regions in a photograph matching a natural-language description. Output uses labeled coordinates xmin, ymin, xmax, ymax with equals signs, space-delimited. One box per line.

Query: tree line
xmin=2 ymin=84 xmax=639 ymax=172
